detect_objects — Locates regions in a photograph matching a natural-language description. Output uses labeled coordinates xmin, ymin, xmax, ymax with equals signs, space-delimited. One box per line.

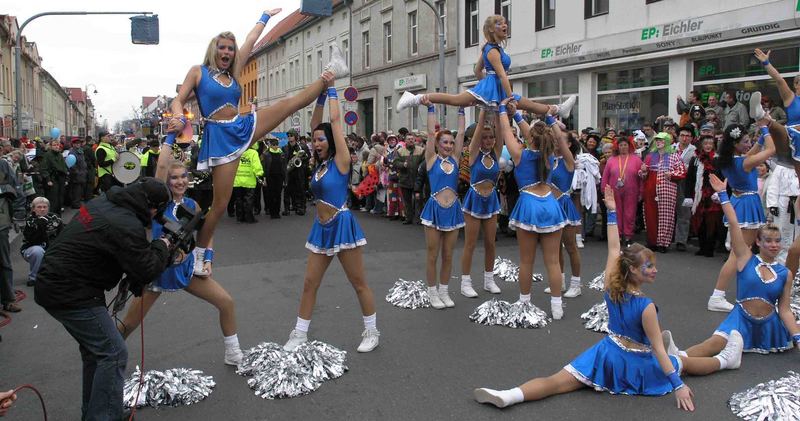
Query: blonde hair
xmin=482 ymin=15 xmax=507 ymax=46
xmin=607 ymin=243 xmax=654 ymax=303
xmin=528 ymin=121 xmax=557 ymax=182
xmin=203 ymin=32 xmax=239 ymax=78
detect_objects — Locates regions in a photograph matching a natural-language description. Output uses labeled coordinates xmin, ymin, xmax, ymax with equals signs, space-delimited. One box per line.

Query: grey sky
xmin=7 ymin=1 xmax=301 ymax=128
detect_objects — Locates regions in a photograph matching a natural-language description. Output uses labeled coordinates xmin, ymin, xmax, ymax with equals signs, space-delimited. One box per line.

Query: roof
xmin=142 ymin=96 xmax=158 ymax=109
xmin=65 ymin=87 xmax=86 ymax=103
xmin=250 ymin=1 xmax=346 ymax=57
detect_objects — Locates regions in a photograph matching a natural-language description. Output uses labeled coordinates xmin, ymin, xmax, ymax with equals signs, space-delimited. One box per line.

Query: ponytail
xmin=607 ymin=243 xmax=653 ymax=302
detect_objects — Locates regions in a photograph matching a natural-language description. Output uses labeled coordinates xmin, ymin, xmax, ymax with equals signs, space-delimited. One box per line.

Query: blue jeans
xmin=46 ymin=306 xmax=128 ymax=421
xmin=22 ymin=245 xmax=45 ymax=283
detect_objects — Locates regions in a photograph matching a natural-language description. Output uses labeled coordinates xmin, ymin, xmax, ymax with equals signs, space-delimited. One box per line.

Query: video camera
xmin=158 ymin=202 xmax=205 ymax=261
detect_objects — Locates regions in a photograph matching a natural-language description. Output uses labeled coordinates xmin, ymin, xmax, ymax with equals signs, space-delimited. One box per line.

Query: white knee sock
xmin=519 ymin=293 xmax=531 ymax=303
xmin=295 ymin=317 xmax=311 ymax=333
xmin=363 ymin=313 xmax=377 ymax=330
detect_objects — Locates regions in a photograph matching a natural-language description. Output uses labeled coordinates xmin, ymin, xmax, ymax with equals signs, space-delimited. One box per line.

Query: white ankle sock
xmin=679 ymin=350 xmax=688 ymax=358
xmin=570 ymin=276 xmax=581 ymax=289
xmin=712 ymin=289 xmax=726 ymax=298
xmin=462 ymin=274 xmax=472 ymax=284
xmin=295 ymin=317 xmax=311 ymax=333
xmin=551 ymin=296 xmax=563 ymax=306
xmin=519 ymin=294 xmax=531 ymax=303
xmin=363 ymin=313 xmax=377 ymax=330
xmin=438 ymin=284 xmax=449 ymax=294
xmin=499 ymin=388 xmax=524 ymax=406
xmin=223 ymin=334 xmax=239 ymax=347
xmin=714 ymin=354 xmax=727 ymax=370
xmin=483 ymin=271 xmax=494 ymax=284
xmin=428 ymin=286 xmax=439 ymax=296
xmin=195 ymin=246 xmax=206 ymax=258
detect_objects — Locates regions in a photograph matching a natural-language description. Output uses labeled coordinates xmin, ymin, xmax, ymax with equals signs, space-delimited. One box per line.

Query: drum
xmin=113 ymin=151 xmax=142 ymax=184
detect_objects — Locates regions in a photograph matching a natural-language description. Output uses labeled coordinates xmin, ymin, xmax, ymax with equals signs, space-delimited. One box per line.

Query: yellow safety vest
xmin=96 ymin=142 xmax=117 ymax=177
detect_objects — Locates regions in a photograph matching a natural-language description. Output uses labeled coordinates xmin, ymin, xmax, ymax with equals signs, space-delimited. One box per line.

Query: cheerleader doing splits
xmin=120 ymin=155 xmax=242 ymax=365
xmin=419 ymin=100 xmax=466 ymax=309
xmin=168 ymin=8 xmax=348 ymax=277
xmin=707 ymin=118 xmax=776 ymax=312
xmin=460 ymin=109 xmax=504 ymax=298
xmin=283 ymin=88 xmax=379 ymax=353
xmin=473 ymin=185 xmax=745 ymax=410
xmin=500 ymin=99 xmax=568 ymax=319
xmin=679 ymin=175 xmax=800 ymax=357
xmin=395 ymin=15 xmax=575 ymax=118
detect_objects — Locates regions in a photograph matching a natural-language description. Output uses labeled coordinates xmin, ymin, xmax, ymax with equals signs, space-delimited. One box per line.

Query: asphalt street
xmin=2 ymin=206 xmax=797 ymax=421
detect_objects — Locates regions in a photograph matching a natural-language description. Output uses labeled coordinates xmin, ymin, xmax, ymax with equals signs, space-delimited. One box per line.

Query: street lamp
xmin=85 ymin=83 xmax=98 ymax=138
xmin=419 ymin=0 xmax=445 ymax=126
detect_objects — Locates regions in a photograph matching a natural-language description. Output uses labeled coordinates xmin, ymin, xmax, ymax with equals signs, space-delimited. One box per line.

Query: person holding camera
xmin=34 ymin=178 xmax=173 ymax=421
xmin=20 ymin=197 xmax=62 ymax=287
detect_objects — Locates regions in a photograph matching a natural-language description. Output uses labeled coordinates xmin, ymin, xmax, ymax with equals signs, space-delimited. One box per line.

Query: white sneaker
xmin=544 ymin=279 xmax=566 ymax=294
xmin=396 ymin=91 xmax=421 ymax=113
xmin=707 ymin=295 xmax=734 ymax=312
xmin=474 ymin=388 xmax=510 ymax=408
xmin=576 ymin=234 xmax=585 ymax=249
xmin=357 ymin=328 xmax=380 ymax=353
xmin=749 ymin=91 xmax=765 ymax=120
xmin=439 ymin=290 xmax=455 ymax=308
xmin=193 ymin=248 xmax=209 ymax=277
xmin=563 ymin=286 xmax=582 ymax=298
xmin=323 ymin=43 xmax=349 ymax=78
xmin=283 ymin=329 xmax=308 ymax=351
xmin=483 ymin=279 xmax=501 ymax=294
xmin=224 ymin=346 xmax=243 ymax=366
xmin=551 ymin=302 xmax=564 ymax=320
xmin=557 ymin=95 xmax=577 ymax=119
xmin=461 ymin=282 xmax=479 ymax=298
xmin=428 ymin=291 xmax=446 ymax=309
xmin=717 ymin=330 xmax=743 ymax=370
xmin=661 ymin=330 xmax=680 ymax=356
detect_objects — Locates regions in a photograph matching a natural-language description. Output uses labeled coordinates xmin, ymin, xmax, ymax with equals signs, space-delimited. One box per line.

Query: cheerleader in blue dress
xmin=459 ymin=109 xmax=504 ymax=298
xmin=283 ymin=88 xmax=379 ymax=354
xmin=499 ymin=98 xmax=569 ymax=319
xmin=120 ymin=159 xmax=242 ymax=366
xmin=474 ymin=185 xmax=745 ymax=410
xmin=754 ymin=48 xmax=800 ymax=164
xmin=167 ymin=7 xmax=349 ymax=279
xmin=707 ymin=123 xmax=776 ymax=313
xmin=418 ymin=99 xmax=466 ymax=309
xmin=395 ymin=15 xmax=575 ymax=118
xmin=682 ymin=175 xmax=800 ymax=359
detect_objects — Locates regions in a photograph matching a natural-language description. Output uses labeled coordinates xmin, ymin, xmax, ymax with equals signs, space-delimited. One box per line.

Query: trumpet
xmin=287 ymin=149 xmax=307 ymax=172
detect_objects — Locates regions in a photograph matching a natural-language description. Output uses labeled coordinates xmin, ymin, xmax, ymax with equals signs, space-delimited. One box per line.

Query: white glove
xmin=682 ymin=198 xmax=694 ymax=207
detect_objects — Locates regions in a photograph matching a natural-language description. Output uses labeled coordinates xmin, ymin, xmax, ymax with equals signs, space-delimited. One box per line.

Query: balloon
xmin=65 ymin=154 xmax=77 ymax=168
xmin=501 ymin=145 xmax=511 ymax=161
xmin=50 ymin=127 xmax=61 ymax=139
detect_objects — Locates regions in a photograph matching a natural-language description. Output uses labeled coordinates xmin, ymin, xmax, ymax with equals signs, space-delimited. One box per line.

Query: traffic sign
xmin=344 ymin=111 xmax=358 ymax=126
xmin=344 ymin=86 xmax=359 ymax=102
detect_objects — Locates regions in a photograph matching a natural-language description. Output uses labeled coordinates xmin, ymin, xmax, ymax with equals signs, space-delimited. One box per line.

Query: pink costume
xmin=602 ymin=153 xmax=643 ymax=238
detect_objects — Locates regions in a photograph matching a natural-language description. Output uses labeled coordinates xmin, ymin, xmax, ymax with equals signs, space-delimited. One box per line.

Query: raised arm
xmin=486 ymin=48 xmax=513 ymax=98
xmin=710 ymin=174 xmax=751 ymax=269
xmin=234 ymin=8 xmax=282 ymax=79
xmin=468 ymin=109 xmax=486 ymax=166
xmin=498 ymin=98 xmax=522 ymax=163
xmin=421 ymin=98 xmax=438 ymax=167
xmin=493 ymin=112 xmax=505 ymax=157
xmin=549 ymin=117 xmax=574 ymax=171
xmin=776 ymin=269 xmax=800 ymax=342
xmin=154 ymin=142 xmax=174 ymax=181
xmin=473 ymin=54 xmax=485 ymax=81
xmin=327 ymin=88 xmax=350 ymax=174
xmin=310 ymin=90 xmax=327 ymax=129
xmin=755 ymin=48 xmax=795 ymax=107
xmin=453 ymin=107 xmax=466 ymax=159
xmin=517 ymin=113 xmax=532 ymax=146
xmin=168 ymin=67 xmax=201 ymax=133
xmin=743 ymin=126 xmax=776 ymax=172
xmin=642 ymin=304 xmax=695 ymax=412
xmin=602 ymin=185 xmax=621 ymax=286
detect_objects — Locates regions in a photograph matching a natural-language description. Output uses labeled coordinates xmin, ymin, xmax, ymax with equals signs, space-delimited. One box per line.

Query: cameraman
xmin=34 ymin=178 xmax=172 ymax=421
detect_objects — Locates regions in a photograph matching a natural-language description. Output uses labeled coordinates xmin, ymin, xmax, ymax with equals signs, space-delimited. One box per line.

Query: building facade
xmin=350 ymin=0 xmax=459 ymax=137
xmin=458 ymin=0 xmax=800 ymax=131
xmin=39 ymin=69 xmax=68 ymax=138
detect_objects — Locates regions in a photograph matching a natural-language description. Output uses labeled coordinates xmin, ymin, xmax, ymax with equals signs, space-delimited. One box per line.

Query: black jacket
xmin=21 ymin=212 xmax=63 ymax=251
xmin=34 ymin=186 xmax=170 ymax=309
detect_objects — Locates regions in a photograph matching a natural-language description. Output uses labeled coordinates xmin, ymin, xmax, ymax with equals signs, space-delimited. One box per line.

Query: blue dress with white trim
xmin=421 ymin=156 xmax=465 ymax=231
xmin=508 ymin=149 xmax=567 ymax=233
xmin=720 ymin=156 xmax=766 ymax=228
xmin=551 ymin=156 xmax=581 ymax=226
xmin=306 ymin=158 xmax=367 ymax=256
xmin=149 ymin=198 xmax=197 ymax=292
xmin=713 ymin=255 xmax=794 ymax=354
xmin=565 ymin=292 xmax=683 ymax=396
xmin=461 ymin=150 xmax=501 ymax=219
xmin=195 ymin=66 xmax=255 ymax=171
xmin=467 ymin=43 xmax=510 ymax=110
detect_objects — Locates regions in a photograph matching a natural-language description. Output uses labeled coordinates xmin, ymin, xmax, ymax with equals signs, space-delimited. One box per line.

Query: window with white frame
xmin=411 ymin=106 xmax=419 ymax=131
xmin=281 ymin=68 xmax=286 ymax=93
xmin=536 ymin=0 xmax=555 ymax=31
xmin=341 ymin=39 xmax=349 ymax=65
xmin=585 ymin=0 xmax=609 ymax=18
xmin=495 ymin=0 xmax=511 ymax=37
xmin=384 ymin=21 xmax=392 ymax=63
xmin=466 ymin=0 xmax=479 ymax=47
xmin=289 ymin=62 xmax=294 ymax=87
xmin=385 ymin=96 xmax=393 ymax=131
xmin=317 ymin=50 xmax=323 ymax=76
xmin=409 ymin=11 xmax=418 ymax=55
xmin=306 ymin=53 xmax=312 ymax=83
xmin=436 ymin=1 xmax=447 ymax=47
xmin=363 ymin=31 xmax=370 ymax=68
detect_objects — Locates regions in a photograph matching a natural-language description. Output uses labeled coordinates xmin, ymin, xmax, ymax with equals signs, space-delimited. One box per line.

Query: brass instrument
xmin=287 ymin=149 xmax=307 ymax=172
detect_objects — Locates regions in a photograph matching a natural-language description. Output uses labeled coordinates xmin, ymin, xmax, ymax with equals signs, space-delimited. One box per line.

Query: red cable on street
xmin=10 ymin=384 xmax=47 ymax=421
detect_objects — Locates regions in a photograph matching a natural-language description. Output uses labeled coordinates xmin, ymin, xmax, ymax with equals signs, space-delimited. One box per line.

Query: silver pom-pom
xmin=123 ymin=366 xmax=215 ymax=408
xmin=589 ymin=272 xmax=605 ymax=291
xmin=580 ymin=301 xmax=609 ymax=333
xmin=728 ymin=371 xmax=800 ymax=420
xmin=492 ymin=257 xmax=542 ymax=283
xmin=385 ymin=279 xmax=430 ymax=309
xmin=237 ymin=341 xmax=348 ymax=399
xmin=791 ymin=293 xmax=800 ymax=324
xmin=469 ymin=298 xmax=550 ymax=328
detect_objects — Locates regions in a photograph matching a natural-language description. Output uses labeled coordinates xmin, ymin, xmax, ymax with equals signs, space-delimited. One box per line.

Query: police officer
xmin=95 ymin=131 xmax=120 ymax=192
xmin=34 ymin=178 xmax=173 ymax=421
xmin=232 ymin=142 xmax=264 ymax=223
xmin=282 ymin=129 xmax=310 ymax=216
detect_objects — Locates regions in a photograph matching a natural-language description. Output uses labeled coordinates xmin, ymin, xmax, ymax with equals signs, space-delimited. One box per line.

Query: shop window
xmin=598 ymin=64 xmax=669 ymax=91
xmin=693 ymin=47 xmax=798 ymax=83
xmin=527 ymin=74 xmax=579 ymax=129
xmin=597 ymin=64 xmax=669 ymax=132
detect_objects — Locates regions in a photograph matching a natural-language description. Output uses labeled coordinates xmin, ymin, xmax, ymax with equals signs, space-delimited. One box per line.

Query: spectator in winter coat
xmin=40 ymin=141 xmax=68 ymax=215
xmin=21 ymin=197 xmax=62 ymax=286
xmin=68 ymin=138 xmax=89 ymax=209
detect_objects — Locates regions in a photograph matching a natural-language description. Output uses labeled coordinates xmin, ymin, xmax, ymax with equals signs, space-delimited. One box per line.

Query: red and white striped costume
xmin=641 ymin=151 xmax=686 ymax=247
